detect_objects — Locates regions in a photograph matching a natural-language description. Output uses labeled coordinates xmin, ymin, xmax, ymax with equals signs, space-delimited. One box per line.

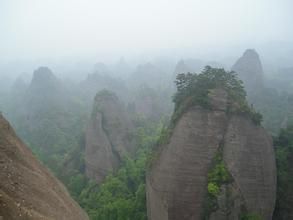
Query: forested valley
xmin=1 ymin=48 xmax=293 ymax=219
xmin=1 ymin=1 xmax=293 ymax=219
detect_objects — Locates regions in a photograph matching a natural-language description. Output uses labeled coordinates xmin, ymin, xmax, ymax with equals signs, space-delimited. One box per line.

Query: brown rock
xmin=0 ymin=114 xmax=89 ymax=220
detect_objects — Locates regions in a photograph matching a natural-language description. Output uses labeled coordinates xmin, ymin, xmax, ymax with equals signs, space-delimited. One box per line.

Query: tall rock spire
xmin=232 ymin=49 xmax=264 ymax=94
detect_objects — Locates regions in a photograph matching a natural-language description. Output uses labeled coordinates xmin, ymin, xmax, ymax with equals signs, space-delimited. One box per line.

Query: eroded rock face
xmin=0 ymin=114 xmax=89 ymax=220
xmin=147 ymin=89 xmax=276 ymax=220
xmin=232 ymin=49 xmax=264 ymax=94
xmin=85 ymin=90 xmax=136 ymax=183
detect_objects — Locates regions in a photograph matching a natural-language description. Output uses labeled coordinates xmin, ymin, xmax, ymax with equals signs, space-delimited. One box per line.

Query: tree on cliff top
xmin=172 ymin=66 xmax=262 ymax=125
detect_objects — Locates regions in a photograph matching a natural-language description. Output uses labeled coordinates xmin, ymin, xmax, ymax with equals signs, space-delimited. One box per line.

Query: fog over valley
xmin=1 ymin=0 xmax=293 ymax=78
xmin=0 ymin=1 xmax=293 ymax=220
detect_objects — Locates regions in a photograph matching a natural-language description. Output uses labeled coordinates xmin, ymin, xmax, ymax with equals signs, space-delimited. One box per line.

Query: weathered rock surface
xmin=224 ymin=116 xmax=276 ymax=219
xmin=85 ymin=90 xmax=136 ymax=183
xmin=232 ymin=49 xmax=264 ymax=93
xmin=0 ymin=114 xmax=89 ymax=220
xmin=147 ymin=89 xmax=276 ymax=220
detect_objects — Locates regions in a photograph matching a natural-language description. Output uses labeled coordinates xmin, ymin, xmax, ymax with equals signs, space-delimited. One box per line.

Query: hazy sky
xmin=1 ymin=0 xmax=292 ymax=61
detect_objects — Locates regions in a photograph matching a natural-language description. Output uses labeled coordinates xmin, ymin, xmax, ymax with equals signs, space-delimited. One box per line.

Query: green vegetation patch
xmin=66 ymin=117 xmax=163 ymax=220
xmin=273 ymin=125 xmax=293 ymax=219
xmin=149 ymin=66 xmax=264 ymax=170
xmin=172 ymin=66 xmax=262 ymax=125
xmin=203 ymin=145 xmax=232 ymax=219
xmin=240 ymin=213 xmax=262 ymax=220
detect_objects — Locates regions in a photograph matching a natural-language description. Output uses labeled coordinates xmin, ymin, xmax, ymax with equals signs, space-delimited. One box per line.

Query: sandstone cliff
xmin=85 ymin=90 xmax=136 ymax=183
xmin=147 ymin=87 xmax=276 ymax=220
xmin=0 ymin=113 xmax=89 ymax=220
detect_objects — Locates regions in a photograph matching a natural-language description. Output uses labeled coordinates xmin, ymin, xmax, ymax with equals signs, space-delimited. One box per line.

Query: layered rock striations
xmin=147 ymin=69 xmax=276 ymax=220
xmin=0 ymin=113 xmax=89 ymax=220
xmin=85 ymin=90 xmax=136 ymax=183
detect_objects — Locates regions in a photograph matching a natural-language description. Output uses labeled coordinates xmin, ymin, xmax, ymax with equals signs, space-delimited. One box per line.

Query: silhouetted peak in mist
xmin=30 ymin=66 xmax=59 ymax=90
xmin=232 ymin=49 xmax=264 ymax=93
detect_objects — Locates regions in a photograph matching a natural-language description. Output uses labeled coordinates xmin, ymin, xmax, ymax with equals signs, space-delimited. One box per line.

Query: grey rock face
xmin=147 ymin=89 xmax=276 ymax=220
xmin=147 ymin=106 xmax=227 ymax=220
xmin=85 ymin=111 xmax=120 ymax=183
xmin=224 ymin=116 xmax=276 ymax=219
xmin=85 ymin=90 xmax=136 ymax=183
xmin=232 ymin=49 xmax=264 ymax=93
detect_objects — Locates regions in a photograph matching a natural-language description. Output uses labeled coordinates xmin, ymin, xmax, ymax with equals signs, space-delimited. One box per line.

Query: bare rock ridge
xmin=0 ymin=113 xmax=88 ymax=220
xmin=146 ymin=88 xmax=276 ymax=220
xmin=232 ymin=49 xmax=264 ymax=94
xmin=85 ymin=90 xmax=136 ymax=183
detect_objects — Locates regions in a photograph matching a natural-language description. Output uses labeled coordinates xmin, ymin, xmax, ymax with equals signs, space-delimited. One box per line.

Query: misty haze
xmin=0 ymin=0 xmax=293 ymax=220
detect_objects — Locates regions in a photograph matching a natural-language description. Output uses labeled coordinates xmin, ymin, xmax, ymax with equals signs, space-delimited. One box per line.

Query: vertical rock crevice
xmin=85 ymin=90 xmax=136 ymax=183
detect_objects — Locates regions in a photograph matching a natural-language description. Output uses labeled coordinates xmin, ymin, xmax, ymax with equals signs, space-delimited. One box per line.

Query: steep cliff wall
xmin=147 ymin=88 xmax=276 ymax=220
xmin=85 ymin=90 xmax=136 ymax=183
xmin=0 ymin=114 xmax=89 ymax=220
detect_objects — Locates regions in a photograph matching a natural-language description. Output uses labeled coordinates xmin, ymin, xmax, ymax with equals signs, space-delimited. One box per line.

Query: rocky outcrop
xmin=147 ymin=89 xmax=276 ymax=220
xmin=0 ymin=113 xmax=89 ymax=220
xmin=232 ymin=49 xmax=264 ymax=93
xmin=85 ymin=90 xmax=136 ymax=183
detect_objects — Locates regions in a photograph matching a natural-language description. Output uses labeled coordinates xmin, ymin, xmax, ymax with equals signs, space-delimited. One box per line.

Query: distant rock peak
xmin=29 ymin=66 xmax=59 ymax=90
xmin=232 ymin=49 xmax=264 ymax=93
xmin=32 ymin=66 xmax=56 ymax=80
xmin=243 ymin=48 xmax=259 ymax=58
